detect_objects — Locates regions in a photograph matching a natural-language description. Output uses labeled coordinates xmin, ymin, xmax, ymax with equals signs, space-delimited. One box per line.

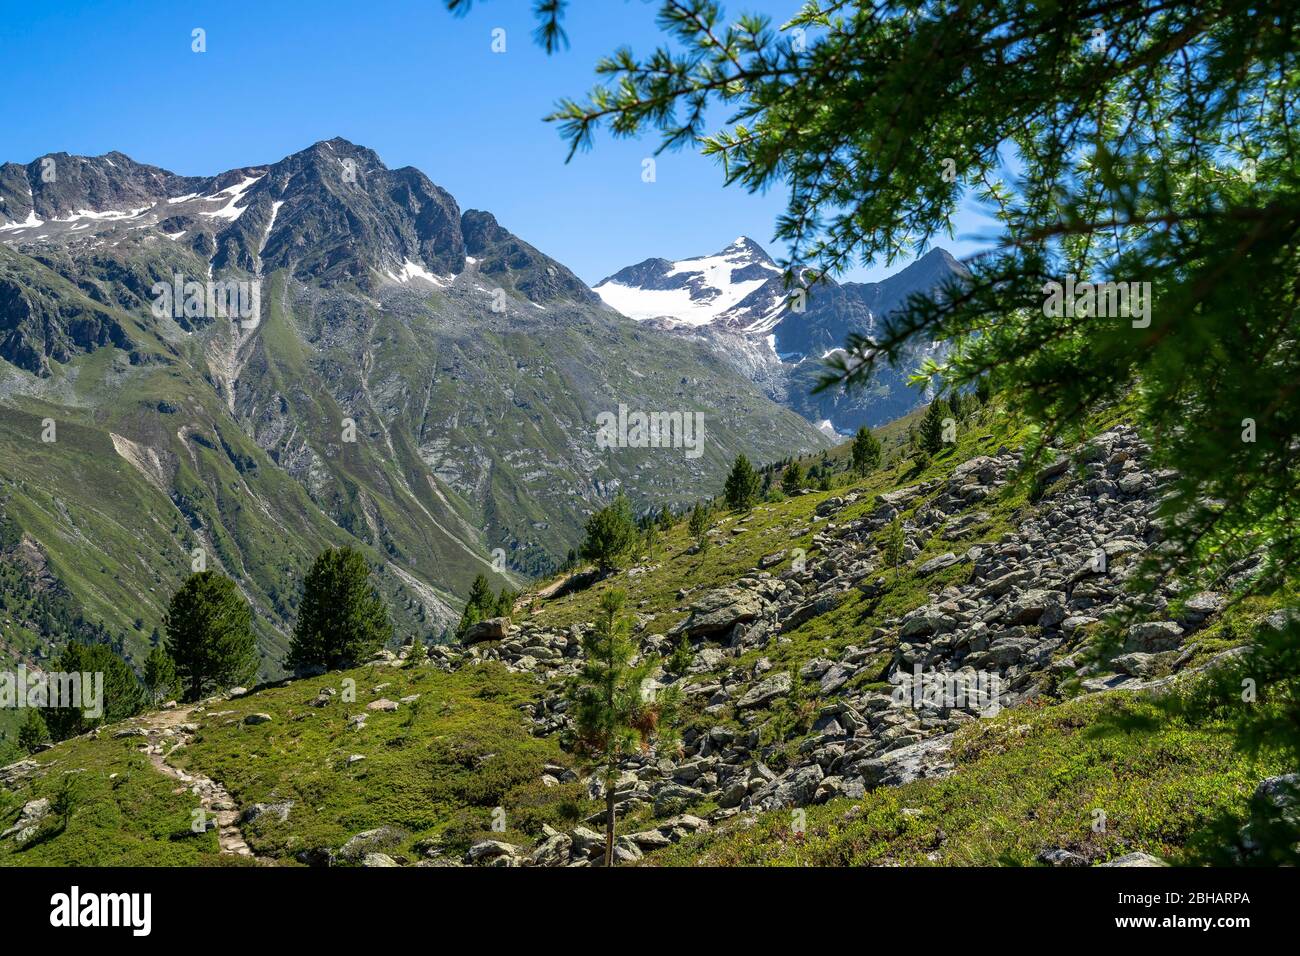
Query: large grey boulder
xmin=679 ymin=587 xmax=763 ymax=639
xmin=465 ymin=839 xmax=521 ymax=864
xmin=780 ymin=592 xmax=841 ymax=633
xmin=1 ymin=797 xmax=50 ymax=843
xmin=527 ymin=832 xmax=573 ymax=867
xmin=736 ymin=672 xmax=792 ymax=710
xmin=568 ymin=826 xmax=606 ymax=857
xmin=653 ymin=783 xmax=703 ymax=817
xmin=750 ymin=764 xmax=825 ymax=810
xmin=241 ymin=801 xmax=294 ymax=826
xmin=1124 ymin=621 xmax=1184 ymax=652
xmin=461 ymin=617 xmax=510 ymax=644
xmin=900 ymin=606 xmax=952 ymax=640
xmin=916 ymin=552 xmax=959 ymax=576
xmin=1005 ymin=589 xmax=1065 ymax=626
xmin=875 ymin=486 xmax=924 ymax=509
xmin=1111 ymin=651 xmax=1177 ymax=678
xmin=858 ymin=734 xmax=956 ymax=789
xmin=0 ymin=760 xmax=41 ymax=791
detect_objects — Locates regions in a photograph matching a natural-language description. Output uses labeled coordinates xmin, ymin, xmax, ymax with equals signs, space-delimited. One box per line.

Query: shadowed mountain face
xmin=596 ymin=239 xmax=968 ymax=435
xmin=0 ymin=139 xmax=829 ymax=676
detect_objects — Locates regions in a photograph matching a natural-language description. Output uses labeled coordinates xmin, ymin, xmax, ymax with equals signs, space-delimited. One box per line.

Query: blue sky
xmin=0 ymin=0 xmax=992 ymax=284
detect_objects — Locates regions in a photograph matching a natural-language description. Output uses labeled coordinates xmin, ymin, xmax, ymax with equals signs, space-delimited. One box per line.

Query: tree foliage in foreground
xmin=503 ymin=0 xmax=1298 ymax=591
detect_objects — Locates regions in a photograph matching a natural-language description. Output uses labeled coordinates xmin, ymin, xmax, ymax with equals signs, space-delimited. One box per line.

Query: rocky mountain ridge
xmin=0 ymin=139 xmax=828 ymax=672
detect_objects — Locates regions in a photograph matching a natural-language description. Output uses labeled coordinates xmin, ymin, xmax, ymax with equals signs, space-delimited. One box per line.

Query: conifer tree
xmin=43 ymin=642 xmax=146 ymax=740
xmin=579 ymin=492 xmax=638 ymax=572
xmin=688 ymin=502 xmax=711 ymax=553
xmin=781 ymin=461 xmax=804 ymax=496
xmin=457 ymin=573 xmax=495 ymax=636
xmin=143 ymin=645 xmax=177 ymax=706
xmin=723 ymin=454 xmax=761 ymax=511
xmin=568 ymin=589 xmax=678 ymax=866
xmin=288 ymin=546 xmax=392 ymax=672
xmin=656 ymin=505 xmax=673 ymax=532
xmin=165 ymin=571 xmax=259 ymax=702
xmin=851 ymin=426 xmax=882 ymax=476
xmin=17 ymin=708 xmax=48 ymax=754
xmin=881 ymin=518 xmax=907 ymax=569
xmin=405 ymin=638 xmax=428 ymax=668
xmin=917 ymin=398 xmax=951 ymax=456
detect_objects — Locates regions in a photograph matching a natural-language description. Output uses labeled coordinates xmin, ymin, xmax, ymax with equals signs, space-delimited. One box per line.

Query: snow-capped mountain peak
xmin=593 ymin=235 xmax=783 ymax=327
xmin=593 ymin=240 xmax=968 ymax=435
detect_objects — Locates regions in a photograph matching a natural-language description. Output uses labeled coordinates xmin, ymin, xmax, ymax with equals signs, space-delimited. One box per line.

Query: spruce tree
xmin=723 ymin=454 xmax=760 ymax=512
xmin=579 ymin=492 xmax=638 ymax=572
xmin=17 ymin=708 xmax=48 ymax=754
xmin=656 ymin=505 xmax=673 ymax=532
xmin=165 ymin=571 xmax=259 ymax=702
xmin=288 ymin=546 xmax=392 ymax=672
xmin=642 ymin=519 xmax=660 ymax=559
xmin=880 ymin=519 xmax=907 ymax=569
xmin=688 ymin=502 xmax=710 ymax=553
xmin=406 ymin=638 xmax=428 ymax=668
xmin=460 ymin=573 xmax=493 ymax=630
xmin=918 ymin=398 xmax=951 ymax=456
xmin=143 ymin=645 xmax=177 ymax=706
xmin=43 ymin=642 xmax=145 ymax=740
xmin=494 ymin=587 xmax=517 ymax=617
xmin=851 ymin=426 xmax=882 ymax=476
xmin=781 ymin=461 xmax=804 ymax=496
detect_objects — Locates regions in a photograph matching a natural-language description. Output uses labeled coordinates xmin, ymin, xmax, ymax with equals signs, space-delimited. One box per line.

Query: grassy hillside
xmin=0 ymin=658 xmax=584 ymax=866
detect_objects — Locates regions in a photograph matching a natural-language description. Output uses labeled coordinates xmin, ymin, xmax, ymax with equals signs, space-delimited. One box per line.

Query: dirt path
xmin=135 ymin=705 xmax=263 ymax=861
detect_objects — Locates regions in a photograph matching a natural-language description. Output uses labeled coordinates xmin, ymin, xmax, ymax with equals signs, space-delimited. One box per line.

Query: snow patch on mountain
xmin=386 ymin=259 xmax=446 ymax=286
xmin=0 ymin=211 xmax=43 ymax=232
xmin=201 ymin=175 xmax=264 ymax=221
